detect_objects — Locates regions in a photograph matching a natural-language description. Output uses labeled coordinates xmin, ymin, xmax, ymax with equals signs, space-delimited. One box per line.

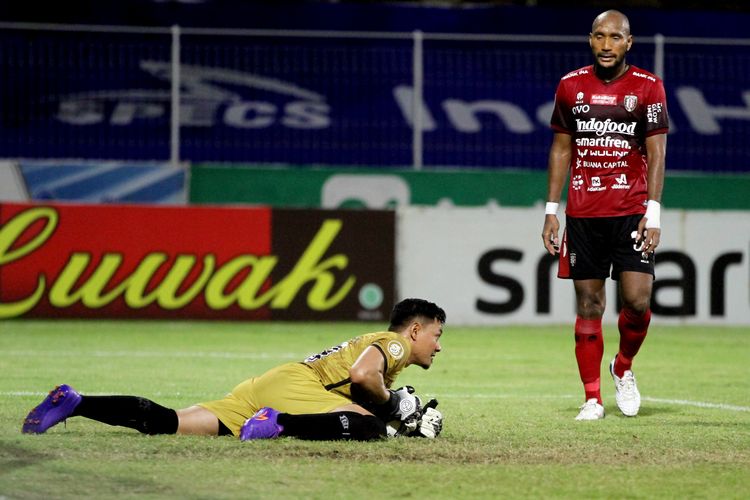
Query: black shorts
xmin=558 ymin=214 xmax=655 ymax=281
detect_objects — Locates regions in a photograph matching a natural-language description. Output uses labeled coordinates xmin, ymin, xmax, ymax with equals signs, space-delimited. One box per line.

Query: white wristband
xmin=545 ymin=202 xmax=559 ymax=215
xmin=644 ymin=200 xmax=661 ymax=229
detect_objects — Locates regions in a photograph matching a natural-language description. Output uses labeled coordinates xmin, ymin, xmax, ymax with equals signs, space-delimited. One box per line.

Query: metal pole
xmin=170 ymin=25 xmax=181 ymax=169
xmin=412 ymin=30 xmax=424 ymax=170
xmin=654 ymin=33 xmax=665 ymax=80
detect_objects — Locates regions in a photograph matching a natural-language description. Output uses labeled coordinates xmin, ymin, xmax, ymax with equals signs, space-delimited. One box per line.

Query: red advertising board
xmin=0 ymin=203 xmax=394 ymax=321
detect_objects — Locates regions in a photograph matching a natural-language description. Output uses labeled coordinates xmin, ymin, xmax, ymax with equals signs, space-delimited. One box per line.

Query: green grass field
xmin=1 ymin=320 xmax=748 ymax=499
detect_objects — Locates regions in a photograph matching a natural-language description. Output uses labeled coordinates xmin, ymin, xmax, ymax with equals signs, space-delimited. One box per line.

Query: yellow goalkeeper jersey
xmin=303 ymin=331 xmax=411 ymax=399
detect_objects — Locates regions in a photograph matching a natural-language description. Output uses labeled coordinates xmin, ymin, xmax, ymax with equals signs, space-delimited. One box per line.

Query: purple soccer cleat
xmin=22 ymin=384 xmax=82 ymax=434
xmin=239 ymin=407 xmax=284 ymax=441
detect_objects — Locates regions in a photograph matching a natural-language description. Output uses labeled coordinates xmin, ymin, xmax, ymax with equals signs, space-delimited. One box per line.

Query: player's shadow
xmin=629 ymin=405 xmax=675 ymax=417
xmin=604 ymin=404 xmax=679 ymax=417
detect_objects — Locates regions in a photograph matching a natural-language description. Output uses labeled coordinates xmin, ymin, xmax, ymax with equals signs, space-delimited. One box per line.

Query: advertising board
xmin=397 ymin=206 xmax=750 ymax=325
xmin=0 ymin=203 xmax=394 ymax=321
xmin=1 ymin=30 xmax=748 ymax=172
xmin=190 ymin=165 xmax=750 ymax=211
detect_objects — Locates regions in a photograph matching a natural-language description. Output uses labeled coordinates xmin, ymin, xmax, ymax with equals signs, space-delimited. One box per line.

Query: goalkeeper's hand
xmin=383 ymin=386 xmax=421 ymax=422
xmin=412 ymin=406 xmax=443 ymax=439
xmin=386 ymin=397 xmax=444 ymax=438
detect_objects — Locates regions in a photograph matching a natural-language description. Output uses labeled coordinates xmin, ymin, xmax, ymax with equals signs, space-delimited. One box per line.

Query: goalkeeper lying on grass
xmin=22 ymin=298 xmax=445 ymax=441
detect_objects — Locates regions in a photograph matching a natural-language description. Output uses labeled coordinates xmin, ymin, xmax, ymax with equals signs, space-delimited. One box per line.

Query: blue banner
xmin=0 ymin=28 xmax=748 ymax=172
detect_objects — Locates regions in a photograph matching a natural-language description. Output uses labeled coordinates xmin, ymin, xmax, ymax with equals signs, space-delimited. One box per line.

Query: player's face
xmin=589 ymin=18 xmax=632 ymax=71
xmin=411 ymin=318 xmax=443 ymax=369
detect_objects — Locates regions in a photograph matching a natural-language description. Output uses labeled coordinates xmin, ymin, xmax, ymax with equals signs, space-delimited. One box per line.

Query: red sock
xmin=614 ymin=308 xmax=651 ymax=377
xmin=574 ymin=316 xmax=604 ymax=404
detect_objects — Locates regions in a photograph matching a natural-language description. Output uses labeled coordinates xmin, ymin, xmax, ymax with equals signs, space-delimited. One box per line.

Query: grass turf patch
xmin=1 ymin=320 xmax=748 ymax=498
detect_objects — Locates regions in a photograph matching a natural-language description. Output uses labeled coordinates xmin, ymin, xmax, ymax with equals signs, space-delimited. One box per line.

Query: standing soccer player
xmin=541 ymin=10 xmax=668 ymax=420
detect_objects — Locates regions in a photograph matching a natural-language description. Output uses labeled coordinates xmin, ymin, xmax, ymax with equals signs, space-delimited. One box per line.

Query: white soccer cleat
xmin=575 ymin=398 xmax=605 ymax=420
xmin=610 ymin=358 xmax=641 ymax=417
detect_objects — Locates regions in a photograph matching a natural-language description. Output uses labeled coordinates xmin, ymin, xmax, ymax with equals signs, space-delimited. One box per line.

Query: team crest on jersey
xmin=624 ymin=95 xmax=638 ymax=112
xmin=388 ymin=340 xmax=404 ymax=359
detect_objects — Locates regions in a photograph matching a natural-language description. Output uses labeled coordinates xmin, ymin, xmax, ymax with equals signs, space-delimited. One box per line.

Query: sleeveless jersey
xmin=550 ymin=65 xmax=669 ymax=218
xmin=302 ymin=331 xmax=411 ymax=399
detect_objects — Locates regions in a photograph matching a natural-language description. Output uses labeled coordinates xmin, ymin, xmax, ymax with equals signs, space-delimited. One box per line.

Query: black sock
xmin=72 ymin=395 xmax=178 ymax=435
xmin=277 ymin=412 xmax=386 ymax=441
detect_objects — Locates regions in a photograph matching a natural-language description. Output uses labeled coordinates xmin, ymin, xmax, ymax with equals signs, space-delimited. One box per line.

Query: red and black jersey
xmin=551 ymin=65 xmax=669 ymax=218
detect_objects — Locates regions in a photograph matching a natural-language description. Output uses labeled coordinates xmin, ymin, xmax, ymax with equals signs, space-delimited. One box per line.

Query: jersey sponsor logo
xmin=388 ymin=340 xmax=404 ymax=359
xmin=612 ymin=173 xmax=631 ymax=190
xmin=575 ymin=136 xmax=632 ymax=149
xmin=587 ymin=176 xmax=606 ymax=192
xmin=571 ymin=174 xmax=584 ymax=190
xmin=572 ymin=104 xmax=590 ymax=115
xmin=633 ymin=71 xmax=657 ymax=82
xmin=647 ymin=103 xmax=664 ymax=124
xmin=576 ymin=118 xmax=637 ymax=136
xmin=576 ymin=92 xmax=585 ymax=103
xmin=624 ymin=95 xmax=638 ymax=112
xmin=578 ymin=148 xmax=628 ymax=158
xmin=580 ymin=160 xmax=628 ymax=169
xmin=562 ymin=69 xmax=589 ymax=81
xmin=591 ymin=94 xmax=618 ymax=106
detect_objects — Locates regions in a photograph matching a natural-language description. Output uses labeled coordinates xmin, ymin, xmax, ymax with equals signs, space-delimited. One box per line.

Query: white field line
xmin=436 ymin=393 xmax=750 ymax=412
xmin=641 ymin=396 xmax=750 ymax=412
xmin=3 ymin=389 xmax=748 ymax=412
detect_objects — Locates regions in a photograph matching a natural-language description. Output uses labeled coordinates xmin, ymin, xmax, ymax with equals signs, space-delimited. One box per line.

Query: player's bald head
xmin=592 ymin=10 xmax=631 ymax=36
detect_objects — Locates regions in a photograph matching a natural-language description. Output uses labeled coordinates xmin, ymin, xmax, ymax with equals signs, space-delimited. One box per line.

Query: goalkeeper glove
xmin=386 ymin=397 xmax=444 ymax=438
xmin=413 ymin=406 xmax=443 ymax=439
xmin=380 ymin=386 xmax=421 ymax=422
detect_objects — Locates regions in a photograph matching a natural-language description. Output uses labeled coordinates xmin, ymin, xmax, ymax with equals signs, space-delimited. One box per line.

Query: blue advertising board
xmin=0 ymin=27 xmax=748 ymax=172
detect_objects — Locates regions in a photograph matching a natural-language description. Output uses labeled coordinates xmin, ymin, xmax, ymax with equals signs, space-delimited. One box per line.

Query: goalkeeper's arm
xmin=348 ymin=346 xmax=395 ymax=407
xmin=349 ymin=347 xmax=421 ymax=422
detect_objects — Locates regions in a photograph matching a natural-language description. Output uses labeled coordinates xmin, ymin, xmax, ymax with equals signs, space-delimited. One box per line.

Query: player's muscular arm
xmin=638 ymin=133 xmax=667 ymax=253
xmin=542 ymin=132 xmax=572 ymax=255
xmin=349 ymin=346 xmax=389 ymax=405
xmin=645 ymin=133 xmax=666 ymax=205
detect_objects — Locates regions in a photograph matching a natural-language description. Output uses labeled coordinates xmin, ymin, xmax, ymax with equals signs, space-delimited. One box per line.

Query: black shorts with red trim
xmin=558 ymin=214 xmax=655 ymax=281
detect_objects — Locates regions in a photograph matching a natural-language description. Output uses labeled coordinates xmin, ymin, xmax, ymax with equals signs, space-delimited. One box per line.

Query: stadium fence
xmin=1 ymin=22 xmax=749 ymax=172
